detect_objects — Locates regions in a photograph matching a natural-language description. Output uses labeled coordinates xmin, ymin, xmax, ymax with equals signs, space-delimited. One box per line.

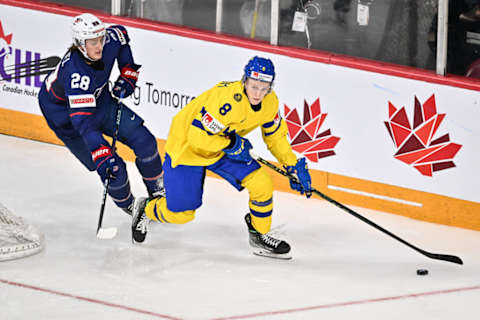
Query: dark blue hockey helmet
xmin=243 ymin=56 xmax=275 ymax=84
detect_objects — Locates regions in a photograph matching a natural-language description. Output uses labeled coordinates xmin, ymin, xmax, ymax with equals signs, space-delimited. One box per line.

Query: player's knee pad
xmin=145 ymin=197 xmax=195 ymax=224
xmin=107 ymin=157 xmax=133 ymax=208
xmin=107 ymin=156 xmax=128 ymax=187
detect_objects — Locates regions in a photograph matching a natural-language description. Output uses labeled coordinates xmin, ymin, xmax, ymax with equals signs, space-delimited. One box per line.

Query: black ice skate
xmin=148 ymin=175 xmax=166 ymax=198
xmin=131 ymin=197 xmax=150 ymax=244
xmin=244 ymin=213 xmax=291 ymax=260
xmin=122 ymin=200 xmax=134 ymax=216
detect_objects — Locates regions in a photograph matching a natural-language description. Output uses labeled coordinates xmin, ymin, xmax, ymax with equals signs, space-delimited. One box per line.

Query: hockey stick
xmin=251 ymin=153 xmax=463 ymax=265
xmin=96 ymin=95 xmax=124 ymax=239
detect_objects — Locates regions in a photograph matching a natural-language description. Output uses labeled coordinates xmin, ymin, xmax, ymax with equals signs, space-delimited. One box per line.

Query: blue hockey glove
xmin=223 ymin=133 xmax=253 ymax=163
xmin=91 ymin=145 xmax=119 ymax=181
xmin=285 ymin=158 xmax=312 ymax=198
xmin=112 ymin=64 xmax=140 ymax=98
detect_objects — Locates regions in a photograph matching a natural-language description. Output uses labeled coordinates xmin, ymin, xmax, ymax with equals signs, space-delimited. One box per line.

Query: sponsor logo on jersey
xmin=234 ymin=93 xmax=242 ymax=102
xmin=201 ymin=111 xmax=225 ymax=134
xmin=250 ymin=71 xmax=273 ymax=82
xmin=68 ymin=94 xmax=96 ymax=108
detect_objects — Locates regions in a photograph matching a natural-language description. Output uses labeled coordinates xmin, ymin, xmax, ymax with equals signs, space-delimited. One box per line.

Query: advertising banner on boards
xmin=0 ymin=4 xmax=478 ymax=205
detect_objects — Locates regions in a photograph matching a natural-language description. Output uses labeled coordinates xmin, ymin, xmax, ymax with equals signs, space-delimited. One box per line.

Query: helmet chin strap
xmin=76 ymin=44 xmax=102 ymax=62
xmin=79 ymin=47 xmax=95 ymax=61
xmin=75 ymin=36 xmax=104 ymax=62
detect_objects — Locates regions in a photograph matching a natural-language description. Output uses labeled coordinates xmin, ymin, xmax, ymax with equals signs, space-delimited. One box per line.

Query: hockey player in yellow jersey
xmin=131 ymin=56 xmax=312 ymax=259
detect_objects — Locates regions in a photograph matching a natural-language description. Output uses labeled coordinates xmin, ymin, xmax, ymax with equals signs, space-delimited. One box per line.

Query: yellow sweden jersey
xmin=165 ymin=81 xmax=297 ymax=168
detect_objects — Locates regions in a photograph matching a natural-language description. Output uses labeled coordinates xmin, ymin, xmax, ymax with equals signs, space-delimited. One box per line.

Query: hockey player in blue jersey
xmin=38 ymin=13 xmax=163 ymax=215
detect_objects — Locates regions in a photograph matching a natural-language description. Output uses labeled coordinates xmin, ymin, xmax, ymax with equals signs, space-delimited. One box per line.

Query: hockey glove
xmin=112 ymin=64 xmax=140 ymax=99
xmin=223 ymin=133 xmax=253 ymax=163
xmin=285 ymin=158 xmax=312 ymax=198
xmin=91 ymin=145 xmax=119 ymax=181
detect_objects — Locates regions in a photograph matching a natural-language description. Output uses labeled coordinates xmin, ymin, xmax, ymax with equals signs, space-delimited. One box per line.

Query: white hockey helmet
xmin=71 ymin=13 xmax=106 ymax=60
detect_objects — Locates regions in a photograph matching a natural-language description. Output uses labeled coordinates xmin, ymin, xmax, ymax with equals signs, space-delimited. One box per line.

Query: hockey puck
xmin=416 ymin=269 xmax=429 ymax=276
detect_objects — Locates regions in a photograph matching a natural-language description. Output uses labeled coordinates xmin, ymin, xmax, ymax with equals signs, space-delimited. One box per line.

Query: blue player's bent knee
xmin=125 ymin=126 xmax=158 ymax=159
xmin=100 ymin=156 xmax=133 ymax=209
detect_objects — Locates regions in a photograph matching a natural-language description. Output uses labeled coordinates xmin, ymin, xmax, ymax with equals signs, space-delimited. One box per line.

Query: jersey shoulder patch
xmin=107 ymin=25 xmax=130 ymax=45
xmin=200 ymin=107 xmax=225 ymax=134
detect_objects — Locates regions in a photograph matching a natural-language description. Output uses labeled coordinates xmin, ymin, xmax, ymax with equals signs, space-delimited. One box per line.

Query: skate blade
xmin=97 ymin=227 xmax=118 ymax=239
xmin=131 ymin=237 xmax=145 ymax=245
xmin=252 ymin=249 xmax=292 ymax=260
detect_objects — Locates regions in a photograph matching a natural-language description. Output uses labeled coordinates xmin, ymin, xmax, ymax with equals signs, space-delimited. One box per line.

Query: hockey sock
xmin=105 ymin=156 xmax=134 ymax=209
xmin=144 ymin=197 xmax=195 ymax=224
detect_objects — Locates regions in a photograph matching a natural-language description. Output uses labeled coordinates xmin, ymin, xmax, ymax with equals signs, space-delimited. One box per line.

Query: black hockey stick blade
xmin=420 ymin=251 xmax=463 ymax=265
xmin=251 ymin=153 xmax=463 ymax=265
xmin=96 ymin=175 xmax=118 ymax=240
xmin=308 ymin=187 xmax=463 ymax=265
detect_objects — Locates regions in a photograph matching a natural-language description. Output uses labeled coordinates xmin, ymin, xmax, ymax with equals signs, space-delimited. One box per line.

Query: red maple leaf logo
xmin=0 ymin=21 xmax=13 ymax=45
xmin=0 ymin=20 xmax=13 ymax=59
xmin=384 ymin=94 xmax=462 ymax=177
xmin=284 ymin=98 xmax=340 ymax=162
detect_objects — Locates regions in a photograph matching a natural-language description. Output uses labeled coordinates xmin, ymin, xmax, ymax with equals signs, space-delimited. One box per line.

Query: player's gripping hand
xmin=285 ymin=158 xmax=312 ymax=198
xmin=91 ymin=145 xmax=119 ymax=181
xmin=223 ymin=133 xmax=253 ymax=163
xmin=112 ymin=64 xmax=141 ymax=98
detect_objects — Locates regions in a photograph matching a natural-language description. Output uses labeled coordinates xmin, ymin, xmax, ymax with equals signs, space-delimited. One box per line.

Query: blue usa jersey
xmin=39 ymin=25 xmax=137 ymax=151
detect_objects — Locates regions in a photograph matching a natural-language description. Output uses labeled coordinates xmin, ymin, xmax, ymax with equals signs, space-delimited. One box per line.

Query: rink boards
xmin=0 ymin=0 xmax=479 ymax=230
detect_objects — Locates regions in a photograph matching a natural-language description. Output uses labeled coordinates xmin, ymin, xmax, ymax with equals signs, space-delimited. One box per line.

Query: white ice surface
xmin=0 ymin=134 xmax=479 ymax=320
